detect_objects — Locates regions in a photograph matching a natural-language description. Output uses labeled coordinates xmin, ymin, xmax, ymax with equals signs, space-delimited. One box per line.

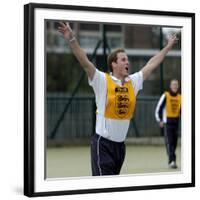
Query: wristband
xmin=68 ymin=37 xmax=76 ymax=43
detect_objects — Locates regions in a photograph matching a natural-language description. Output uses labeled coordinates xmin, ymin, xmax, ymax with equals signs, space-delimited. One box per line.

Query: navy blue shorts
xmin=90 ymin=134 xmax=125 ymax=176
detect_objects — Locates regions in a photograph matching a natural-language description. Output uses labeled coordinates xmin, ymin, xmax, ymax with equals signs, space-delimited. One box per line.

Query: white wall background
xmin=0 ymin=0 xmax=199 ymax=199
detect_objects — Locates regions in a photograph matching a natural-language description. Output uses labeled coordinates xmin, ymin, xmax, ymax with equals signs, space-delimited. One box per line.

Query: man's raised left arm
xmin=141 ymin=34 xmax=178 ymax=80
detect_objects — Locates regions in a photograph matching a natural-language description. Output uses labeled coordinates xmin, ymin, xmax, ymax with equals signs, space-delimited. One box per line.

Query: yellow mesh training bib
xmin=165 ymin=91 xmax=181 ymax=118
xmin=104 ymin=74 xmax=136 ymax=120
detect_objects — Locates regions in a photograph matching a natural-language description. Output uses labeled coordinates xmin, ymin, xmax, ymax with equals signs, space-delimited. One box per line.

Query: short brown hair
xmin=107 ymin=48 xmax=125 ymax=72
xmin=170 ymin=79 xmax=179 ymax=84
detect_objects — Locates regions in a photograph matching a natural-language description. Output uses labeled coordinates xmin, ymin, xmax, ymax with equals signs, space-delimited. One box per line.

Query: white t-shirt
xmin=89 ymin=68 xmax=143 ymax=142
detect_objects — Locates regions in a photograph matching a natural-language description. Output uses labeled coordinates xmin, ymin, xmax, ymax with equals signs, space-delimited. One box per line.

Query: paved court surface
xmin=46 ymin=145 xmax=181 ymax=178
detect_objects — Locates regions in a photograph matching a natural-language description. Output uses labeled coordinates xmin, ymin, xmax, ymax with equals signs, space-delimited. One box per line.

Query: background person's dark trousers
xmin=164 ymin=119 xmax=179 ymax=166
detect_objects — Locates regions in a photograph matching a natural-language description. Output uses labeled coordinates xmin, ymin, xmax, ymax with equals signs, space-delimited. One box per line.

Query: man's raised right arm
xmin=58 ymin=22 xmax=96 ymax=80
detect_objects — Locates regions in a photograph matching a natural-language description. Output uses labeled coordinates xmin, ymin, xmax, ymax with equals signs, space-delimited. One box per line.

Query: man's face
xmin=170 ymin=80 xmax=179 ymax=93
xmin=112 ymin=52 xmax=129 ymax=78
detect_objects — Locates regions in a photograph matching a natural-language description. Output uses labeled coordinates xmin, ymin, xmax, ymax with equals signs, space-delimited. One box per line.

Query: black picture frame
xmin=24 ymin=3 xmax=195 ymax=197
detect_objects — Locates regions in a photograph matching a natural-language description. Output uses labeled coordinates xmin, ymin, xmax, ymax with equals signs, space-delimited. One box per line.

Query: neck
xmin=169 ymin=90 xmax=178 ymax=96
xmin=112 ymin=72 xmax=126 ymax=84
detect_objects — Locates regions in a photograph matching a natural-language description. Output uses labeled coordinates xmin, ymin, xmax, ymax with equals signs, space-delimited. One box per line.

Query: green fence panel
xmin=47 ymin=95 xmax=163 ymax=139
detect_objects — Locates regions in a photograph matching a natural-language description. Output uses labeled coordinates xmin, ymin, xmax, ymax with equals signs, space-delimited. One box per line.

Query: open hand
xmin=58 ymin=22 xmax=74 ymax=40
xmin=167 ymin=33 xmax=179 ymax=48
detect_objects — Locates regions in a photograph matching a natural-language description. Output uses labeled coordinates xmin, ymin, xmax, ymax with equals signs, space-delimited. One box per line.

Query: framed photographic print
xmin=24 ymin=3 xmax=195 ymax=197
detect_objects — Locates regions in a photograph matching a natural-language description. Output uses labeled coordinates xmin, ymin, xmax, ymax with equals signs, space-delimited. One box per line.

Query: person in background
xmin=155 ymin=79 xmax=181 ymax=169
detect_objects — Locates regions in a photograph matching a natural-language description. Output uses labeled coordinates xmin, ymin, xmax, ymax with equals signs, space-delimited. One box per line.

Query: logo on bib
xmin=115 ymin=87 xmax=130 ymax=118
xmin=170 ymin=99 xmax=179 ymax=114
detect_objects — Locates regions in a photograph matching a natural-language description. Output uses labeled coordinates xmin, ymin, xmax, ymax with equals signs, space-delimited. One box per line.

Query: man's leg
xmin=115 ymin=143 xmax=126 ymax=175
xmin=91 ymin=134 xmax=116 ymax=176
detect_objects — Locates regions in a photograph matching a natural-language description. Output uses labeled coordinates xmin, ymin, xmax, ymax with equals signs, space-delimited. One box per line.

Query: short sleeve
xmin=88 ymin=68 xmax=106 ymax=104
xmin=129 ymin=71 xmax=143 ymax=95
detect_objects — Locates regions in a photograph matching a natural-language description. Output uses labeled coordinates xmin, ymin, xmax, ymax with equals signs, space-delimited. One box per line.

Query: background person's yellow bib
xmin=104 ymin=74 xmax=136 ymax=120
xmin=165 ymin=91 xmax=181 ymax=118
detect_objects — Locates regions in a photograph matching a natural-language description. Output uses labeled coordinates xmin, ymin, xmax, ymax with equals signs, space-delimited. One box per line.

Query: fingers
xmin=58 ymin=21 xmax=67 ymax=27
xmin=172 ymin=33 xmax=179 ymax=40
xmin=57 ymin=28 xmax=64 ymax=34
xmin=57 ymin=22 xmax=67 ymax=31
xmin=173 ymin=34 xmax=178 ymax=41
xmin=57 ymin=27 xmax=66 ymax=35
xmin=168 ymin=33 xmax=179 ymax=45
xmin=66 ymin=22 xmax=72 ymax=32
xmin=58 ymin=21 xmax=71 ymax=28
xmin=57 ymin=22 xmax=68 ymax=35
xmin=169 ymin=33 xmax=176 ymax=40
xmin=173 ymin=34 xmax=179 ymax=43
xmin=57 ymin=21 xmax=72 ymax=32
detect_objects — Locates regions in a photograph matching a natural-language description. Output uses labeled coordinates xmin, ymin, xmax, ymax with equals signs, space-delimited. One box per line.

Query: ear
xmin=111 ymin=61 xmax=117 ymax=70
